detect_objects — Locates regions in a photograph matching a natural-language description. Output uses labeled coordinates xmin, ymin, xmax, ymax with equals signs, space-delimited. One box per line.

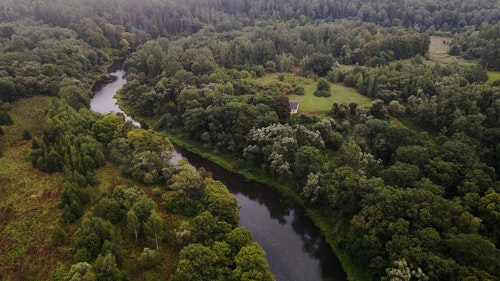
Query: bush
xmin=51 ymin=225 xmax=67 ymax=247
xmin=0 ymin=110 xmax=13 ymax=125
xmin=74 ymin=248 xmax=92 ymax=263
xmin=294 ymin=85 xmax=305 ymax=95
xmin=317 ymin=78 xmax=331 ymax=91
xmin=23 ymin=129 xmax=32 ymax=140
xmin=313 ymin=90 xmax=331 ymax=97
xmin=138 ymin=248 xmax=160 ymax=269
xmin=344 ymin=72 xmax=361 ymax=87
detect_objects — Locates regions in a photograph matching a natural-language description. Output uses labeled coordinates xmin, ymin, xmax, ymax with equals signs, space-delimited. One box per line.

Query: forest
xmin=0 ymin=0 xmax=499 ymax=280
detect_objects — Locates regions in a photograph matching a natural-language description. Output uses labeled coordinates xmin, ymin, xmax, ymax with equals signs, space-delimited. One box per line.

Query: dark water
xmin=90 ymin=70 xmax=347 ymax=281
xmin=174 ymin=146 xmax=347 ymax=281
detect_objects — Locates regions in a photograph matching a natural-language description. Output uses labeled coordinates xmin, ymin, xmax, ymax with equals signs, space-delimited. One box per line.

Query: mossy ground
xmin=0 ymin=97 xmax=67 ymax=281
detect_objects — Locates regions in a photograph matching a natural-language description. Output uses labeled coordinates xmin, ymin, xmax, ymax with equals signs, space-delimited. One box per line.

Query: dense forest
xmin=1 ymin=0 xmax=500 ymax=281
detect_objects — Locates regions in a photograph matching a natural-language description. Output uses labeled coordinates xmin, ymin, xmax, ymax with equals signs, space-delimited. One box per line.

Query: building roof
xmin=290 ymin=101 xmax=299 ymax=114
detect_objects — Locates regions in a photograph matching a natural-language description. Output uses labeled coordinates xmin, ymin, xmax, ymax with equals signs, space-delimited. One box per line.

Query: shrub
xmin=317 ymin=78 xmax=331 ymax=91
xmin=313 ymin=90 xmax=331 ymax=97
xmin=138 ymin=248 xmax=160 ymax=269
xmin=294 ymin=85 xmax=305 ymax=95
xmin=23 ymin=129 xmax=32 ymax=140
xmin=0 ymin=110 xmax=13 ymax=125
xmin=51 ymin=225 xmax=67 ymax=247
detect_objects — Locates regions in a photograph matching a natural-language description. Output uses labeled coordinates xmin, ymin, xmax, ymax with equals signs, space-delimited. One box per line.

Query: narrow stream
xmin=90 ymin=69 xmax=347 ymax=281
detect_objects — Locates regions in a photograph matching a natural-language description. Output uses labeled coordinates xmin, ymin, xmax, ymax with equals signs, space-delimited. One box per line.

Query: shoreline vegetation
xmin=116 ymin=31 xmax=498 ymax=278
xmin=1 ymin=0 xmax=499 ymax=280
xmin=129 ymin=113 xmax=367 ymax=281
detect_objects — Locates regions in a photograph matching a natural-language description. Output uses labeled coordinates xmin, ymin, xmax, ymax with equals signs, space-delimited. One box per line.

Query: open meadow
xmin=488 ymin=71 xmax=500 ymax=81
xmin=258 ymin=73 xmax=372 ymax=113
xmin=0 ymin=97 xmax=66 ymax=280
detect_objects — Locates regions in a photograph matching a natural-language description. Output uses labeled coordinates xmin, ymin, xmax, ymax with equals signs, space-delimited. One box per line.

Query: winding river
xmin=90 ymin=69 xmax=347 ymax=281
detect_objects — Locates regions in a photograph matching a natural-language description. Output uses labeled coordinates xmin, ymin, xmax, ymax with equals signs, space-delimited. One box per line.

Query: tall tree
xmin=144 ymin=210 xmax=167 ymax=251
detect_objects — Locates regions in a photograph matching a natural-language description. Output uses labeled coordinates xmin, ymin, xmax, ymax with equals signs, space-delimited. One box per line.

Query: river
xmin=90 ymin=69 xmax=347 ymax=281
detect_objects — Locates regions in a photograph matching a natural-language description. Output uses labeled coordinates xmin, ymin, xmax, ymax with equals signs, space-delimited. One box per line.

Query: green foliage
xmin=51 ymin=224 xmax=68 ymax=247
xmin=203 ymin=180 xmax=239 ymax=227
xmin=316 ymin=78 xmax=331 ymax=92
xmin=380 ymin=162 xmax=421 ymax=187
xmin=92 ymin=114 xmax=123 ymax=144
xmin=0 ymin=110 xmax=13 ymax=125
xmin=172 ymin=244 xmax=217 ymax=281
xmin=108 ymin=128 xmax=175 ymax=185
xmin=450 ymin=23 xmax=500 ymax=70
xmin=1 ymin=1 xmax=498 ymax=280
xmin=301 ymin=53 xmax=335 ymax=77
xmin=93 ymin=253 xmax=127 ymax=281
xmin=144 ymin=210 xmax=167 ymax=251
xmin=93 ymin=196 xmax=124 ymax=224
xmin=59 ymin=182 xmax=89 ymax=223
xmin=162 ymin=163 xmax=205 ymax=215
xmin=313 ymin=90 xmax=331 ymax=97
xmin=59 ymin=85 xmax=90 ymax=110
xmin=73 ymin=215 xmax=116 ymax=262
xmin=137 ymin=248 xmax=160 ymax=269
xmin=233 ymin=243 xmax=274 ymax=281
xmin=225 ymin=227 xmax=254 ymax=256
xmin=126 ymin=210 xmax=140 ymax=242
xmin=0 ymin=20 xmax=108 ymax=103
xmin=446 ymin=234 xmax=500 ymax=276
xmin=22 ymin=129 xmax=32 ymax=140
xmin=130 ymin=196 xmax=156 ymax=228
xmin=65 ymin=262 xmax=95 ymax=281
xmin=0 ymin=78 xmax=21 ymax=102
xmin=176 ymin=211 xmax=232 ymax=246
xmin=293 ymin=146 xmax=324 ymax=187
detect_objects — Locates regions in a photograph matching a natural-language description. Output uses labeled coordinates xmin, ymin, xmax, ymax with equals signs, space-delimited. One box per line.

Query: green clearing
xmin=290 ymin=82 xmax=372 ymax=113
xmin=426 ymin=36 xmax=476 ymax=66
xmin=427 ymin=36 xmax=452 ymax=64
xmin=488 ymin=71 xmax=500 ymax=81
xmin=258 ymin=73 xmax=372 ymax=113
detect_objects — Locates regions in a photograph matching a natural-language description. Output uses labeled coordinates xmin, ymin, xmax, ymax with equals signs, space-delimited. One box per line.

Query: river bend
xmin=90 ymin=69 xmax=347 ymax=281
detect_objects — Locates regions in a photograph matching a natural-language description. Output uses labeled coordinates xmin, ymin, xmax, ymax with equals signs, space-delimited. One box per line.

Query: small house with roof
xmin=290 ymin=100 xmax=299 ymax=114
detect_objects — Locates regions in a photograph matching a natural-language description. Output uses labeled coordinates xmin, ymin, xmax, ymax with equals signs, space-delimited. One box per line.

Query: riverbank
xmin=131 ymin=116 xmax=366 ymax=281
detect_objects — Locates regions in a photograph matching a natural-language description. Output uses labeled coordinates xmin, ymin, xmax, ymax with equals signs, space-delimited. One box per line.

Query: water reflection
xmin=90 ymin=69 xmax=347 ymax=281
xmin=90 ymin=70 xmax=140 ymax=127
xmin=174 ymin=146 xmax=347 ymax=281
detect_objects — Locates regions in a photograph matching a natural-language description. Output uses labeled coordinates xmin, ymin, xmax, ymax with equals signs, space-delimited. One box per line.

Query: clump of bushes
xmin=313 ymin=78 xmax=331 ymax=97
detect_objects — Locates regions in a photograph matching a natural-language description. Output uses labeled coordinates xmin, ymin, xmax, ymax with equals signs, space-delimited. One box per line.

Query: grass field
xmin=258 ymin=73 xmax=372 ymax=113
xmin=488 ymin=71 xmax=500 ymax=81
xmin=428 ymin=36 xmax=453 ymax=64
xmin=0 ymin=97 xmax=68 ymax=281
xmin=291 ymin=82 xmax=372 ymax=113
xmin=427 ymin=36 xmax=477 ymax=67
